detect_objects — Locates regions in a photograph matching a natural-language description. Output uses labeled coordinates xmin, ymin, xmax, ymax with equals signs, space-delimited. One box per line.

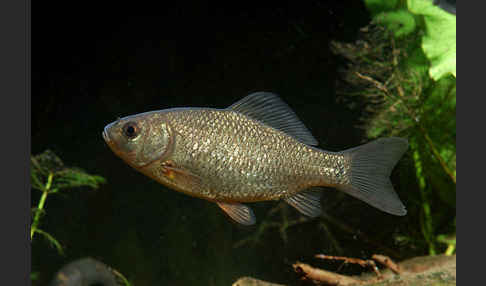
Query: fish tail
xmin=337 ymin=137 xmax=408 ymax=216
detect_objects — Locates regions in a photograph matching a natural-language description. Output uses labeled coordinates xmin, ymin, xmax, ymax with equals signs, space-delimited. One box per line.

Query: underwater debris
xmin=49 ymin=257 xmax=130 ymax=286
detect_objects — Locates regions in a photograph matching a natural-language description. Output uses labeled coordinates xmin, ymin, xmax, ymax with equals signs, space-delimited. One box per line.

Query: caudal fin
xmin=337 ymin=137 xmax=408 ymax=216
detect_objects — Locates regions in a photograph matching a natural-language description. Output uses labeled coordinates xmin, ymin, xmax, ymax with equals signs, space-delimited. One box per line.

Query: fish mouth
xmin=102 ymin=125 xmax=112 ymax=145
xmin=102 ymin=130 xmax=109 ymax=142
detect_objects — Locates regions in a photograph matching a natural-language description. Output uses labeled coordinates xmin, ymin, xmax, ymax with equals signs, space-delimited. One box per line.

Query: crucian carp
xmin=102 ymin=92 xmax=408 ymax=225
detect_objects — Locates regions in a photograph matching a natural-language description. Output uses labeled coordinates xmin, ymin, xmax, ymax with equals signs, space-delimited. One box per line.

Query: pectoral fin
xmin=216 ymin=202 xmax=256 ymax=226
xmin=160 ymin=164 xmax=206 ymax=195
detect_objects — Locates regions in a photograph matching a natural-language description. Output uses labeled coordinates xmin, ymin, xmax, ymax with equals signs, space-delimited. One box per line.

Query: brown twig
xmin=315 ymin=254 xmax=381 ymax=278
xmin=293 ymin=262 xmax=362 ymax=286
xmin=371 ymin=254 xmax=401 ymax=275
xmin=293 ymin=254 xmax=407 ymax=285
xmin=355 ymin=72 xmax=388 ymax=93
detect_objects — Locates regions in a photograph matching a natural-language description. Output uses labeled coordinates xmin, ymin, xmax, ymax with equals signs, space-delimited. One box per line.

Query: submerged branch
xmin=293 ymin=262 xmax=362 ymax=286
xmin=293 ymin=254 xmax=455 ymax=286
xmin=315 ymin=254 xmax=381 ymax=277
xmin=371 ymin=254 xmax=401 ymax=274
xmin=234 ymin=254 xmax=456 ymax=286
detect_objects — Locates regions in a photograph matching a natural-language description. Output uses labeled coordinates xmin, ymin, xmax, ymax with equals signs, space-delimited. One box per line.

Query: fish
xmin=102 ymin=92 xmax=408 ymax=225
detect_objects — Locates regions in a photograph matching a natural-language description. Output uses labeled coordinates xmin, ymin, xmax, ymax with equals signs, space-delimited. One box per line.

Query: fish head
xmin=102 ymin=111 xmax=173 ymax=168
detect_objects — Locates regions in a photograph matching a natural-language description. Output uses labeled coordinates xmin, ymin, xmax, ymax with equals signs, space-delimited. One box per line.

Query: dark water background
xmin=32 ymin=2 xmax=419 ymax=285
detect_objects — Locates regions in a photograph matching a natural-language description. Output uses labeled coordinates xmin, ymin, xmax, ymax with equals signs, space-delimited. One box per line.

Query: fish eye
xmin=122 ymin=122 xmax=139 ymax=139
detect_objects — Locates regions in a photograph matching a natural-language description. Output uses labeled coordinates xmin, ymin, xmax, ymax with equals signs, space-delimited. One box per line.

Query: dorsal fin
xmin=228 ymin=92 xmax=319 ymax=146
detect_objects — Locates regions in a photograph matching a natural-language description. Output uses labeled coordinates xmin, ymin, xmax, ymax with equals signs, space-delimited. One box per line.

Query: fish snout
xmin=102 ymin=130 xmax=109 ymax=143
xmin=102 ymin=123 xmax=116 ymax=147
xmin=103 ymin=121 xmax=116 ymax=140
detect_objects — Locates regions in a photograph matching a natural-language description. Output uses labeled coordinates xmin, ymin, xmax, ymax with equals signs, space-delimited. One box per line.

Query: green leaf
xmin=35 ymin=228 xmax=64 ymax=255
xmin=54 ymin=168 xmax=106 ymax=191
xmin=31 ymin=150 xmax=107 ymax=193
xmin=408 ymin=0 xmax=456 ymax=80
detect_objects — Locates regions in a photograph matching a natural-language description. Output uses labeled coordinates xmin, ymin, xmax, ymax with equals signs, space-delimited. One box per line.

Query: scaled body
xmin=103 ymin=92 xmax=408 ymax=225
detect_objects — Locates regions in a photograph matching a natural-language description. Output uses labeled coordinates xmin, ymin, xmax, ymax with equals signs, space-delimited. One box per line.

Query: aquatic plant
xmin=31 ymin=150 xmax=106 ymax=248
xmin=30 ymin=150 xmax=106 ymax=282
xmin=332 ymin=0 xmax=456 ymax=255
xmin=31 ymin=150 xmax=134 ymax=285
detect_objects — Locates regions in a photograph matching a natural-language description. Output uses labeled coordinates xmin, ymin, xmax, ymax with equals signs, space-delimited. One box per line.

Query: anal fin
xmin=284 ymin=188 xmax=323 ymax=218
xmin=216 ymin=202 xmax=256 ymax=226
